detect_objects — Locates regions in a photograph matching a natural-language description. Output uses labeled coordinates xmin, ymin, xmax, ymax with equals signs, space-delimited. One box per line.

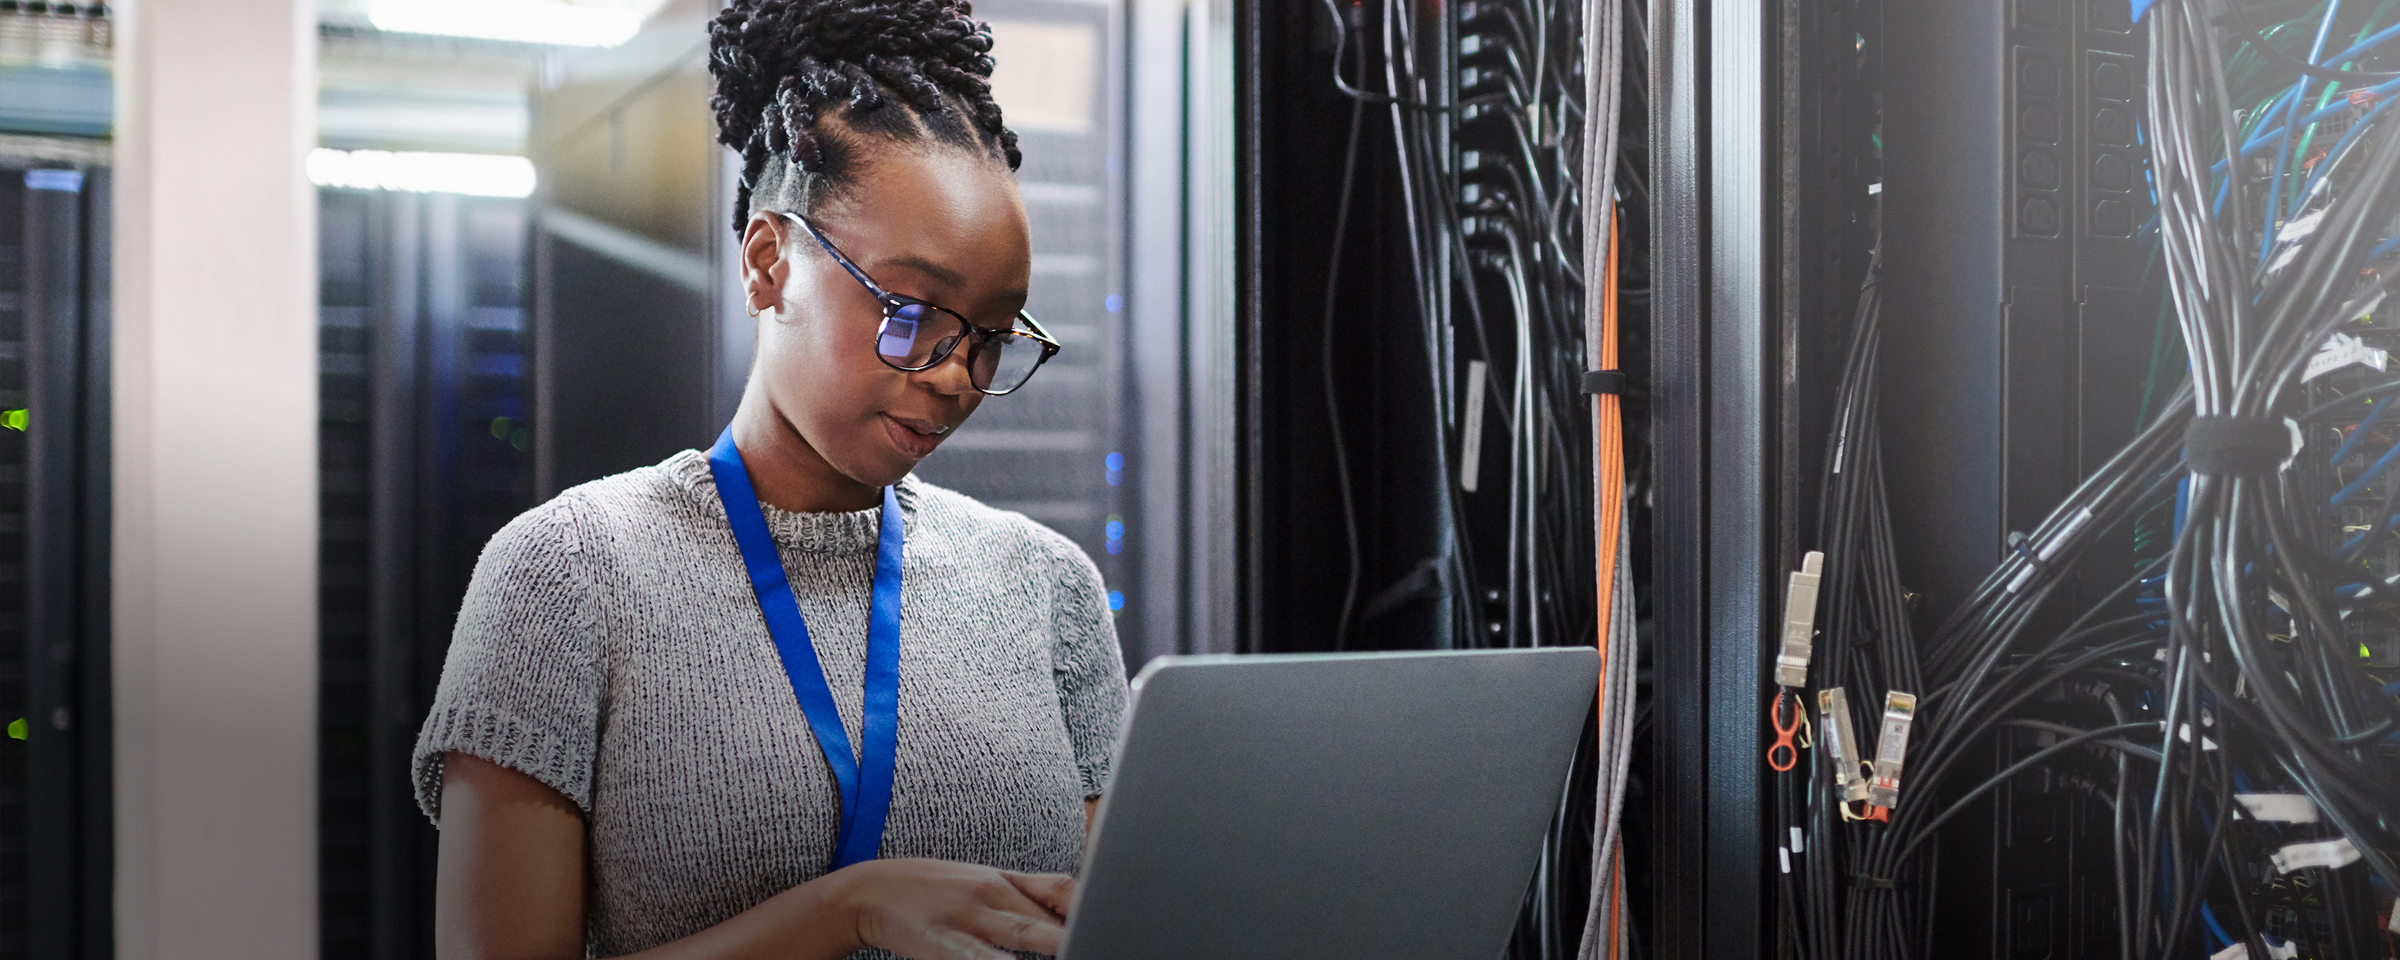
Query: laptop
xmin=1058 ymin=647 xmax=1601 ymax=960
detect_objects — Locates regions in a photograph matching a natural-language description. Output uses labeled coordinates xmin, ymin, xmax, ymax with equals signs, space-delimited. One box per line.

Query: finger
xmin=913 ymin=927 xmax=1017 ymax=960
xmin=968 ymin=906 xmax=1064 ymax=955
xmin=999 ymin=871 xmax=1077 ymax=919
xmin=978 ymin=871 xmax=1069 ymax=923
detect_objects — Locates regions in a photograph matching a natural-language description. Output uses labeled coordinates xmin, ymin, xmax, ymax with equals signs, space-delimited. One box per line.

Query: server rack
xmin=1235 ymin=0 xmax=1459 ymax=656
xmin=1235 ymin=0 xmax=1649 ymax=954
xmin=1688 ymin=0 xmax=2400 ymax=955
xmin=910 ymin=0 xmax=1137 ymax=650
xmin=316 ymin=188 xmax=535 ymax=960
xmin=1634 ymin=0 xmax=2173 ymax=952
xmin=0 ymin=160 xmax=110 ymax=960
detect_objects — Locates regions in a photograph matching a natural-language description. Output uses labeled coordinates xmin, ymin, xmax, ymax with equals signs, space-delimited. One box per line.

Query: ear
xmin=739 ymin=211 xmax=791 ymax=316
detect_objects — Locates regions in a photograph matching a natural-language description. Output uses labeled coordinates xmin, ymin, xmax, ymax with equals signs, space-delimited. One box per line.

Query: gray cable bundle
xmin=1573 ymin=0 xmax=1634 ymax=955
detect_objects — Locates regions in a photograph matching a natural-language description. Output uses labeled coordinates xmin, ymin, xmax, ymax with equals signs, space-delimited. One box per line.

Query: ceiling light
xmin=365 ymin=0 xmax=658 ymax=47
xmin=307 ymin=149 xmax=536 ymax=198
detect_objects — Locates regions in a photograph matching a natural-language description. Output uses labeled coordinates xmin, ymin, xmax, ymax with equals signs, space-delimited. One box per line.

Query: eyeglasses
xmin=775 ymin=210 xmax=1061 ymax=396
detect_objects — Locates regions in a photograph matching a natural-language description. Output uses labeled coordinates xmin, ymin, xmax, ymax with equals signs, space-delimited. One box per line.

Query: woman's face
xmin=740 ymin=146 xmax=1032 ymax=489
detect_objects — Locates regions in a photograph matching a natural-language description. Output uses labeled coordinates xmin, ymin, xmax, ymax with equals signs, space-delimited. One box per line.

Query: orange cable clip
xmin=1768 ymin=691 xmax=1802 ymax=772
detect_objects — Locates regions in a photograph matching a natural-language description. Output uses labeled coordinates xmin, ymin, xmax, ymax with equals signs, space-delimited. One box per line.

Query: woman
xmin=410 ymin=3 xmax=1127 ymax=959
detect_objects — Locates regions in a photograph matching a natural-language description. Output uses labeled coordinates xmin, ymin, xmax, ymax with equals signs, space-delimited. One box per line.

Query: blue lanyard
xmin=706 ymin=427 xmax=904 ymax=872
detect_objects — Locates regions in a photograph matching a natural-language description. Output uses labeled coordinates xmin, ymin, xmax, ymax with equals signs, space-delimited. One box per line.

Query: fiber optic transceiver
xmin=1775 ymin=551 xmax=1826 ymax=688
xmin=1866 ymin=691 xmax=1917 ymax=810
xmin=1817 ymin=687 xmax=1869 ymax=802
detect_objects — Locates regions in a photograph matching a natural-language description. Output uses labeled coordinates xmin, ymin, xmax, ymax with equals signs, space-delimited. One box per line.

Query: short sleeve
xmin=411 ymin=496 xmax=608 ymax=824
xmin=1044 ymin=534 xmax=1129 ymax=798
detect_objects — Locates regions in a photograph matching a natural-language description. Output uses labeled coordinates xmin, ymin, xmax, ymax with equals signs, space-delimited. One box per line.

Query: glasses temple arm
xmin=777 ymin=210 xmax=889 ymax=299
xmin=1016 ymin=311 xmax=1061 ymax=344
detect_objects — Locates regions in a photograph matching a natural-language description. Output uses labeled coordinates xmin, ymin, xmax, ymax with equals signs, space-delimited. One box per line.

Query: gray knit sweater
xmin=411 ymin=449 xmax=1128 ymax=958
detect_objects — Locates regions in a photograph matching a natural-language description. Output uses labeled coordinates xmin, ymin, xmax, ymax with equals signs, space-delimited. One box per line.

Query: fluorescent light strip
xmin=367 ymin=0 xmax=645 ymax=47
xmin=308 ymin=149 xmax=536 ymax=198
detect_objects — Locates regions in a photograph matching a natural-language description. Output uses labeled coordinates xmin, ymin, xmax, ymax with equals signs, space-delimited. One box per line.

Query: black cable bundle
xmin=1775 ymin=2 xmax=2400 ymax=956
xmin=1310 ymin=1 xmax=1648 ymax=957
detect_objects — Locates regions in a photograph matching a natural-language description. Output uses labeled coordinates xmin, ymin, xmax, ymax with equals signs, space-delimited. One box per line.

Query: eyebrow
xmin=872 ymin=255 xmax=1028 ymax=321
xmin=876 ymin=254 xmax=966 ymax=288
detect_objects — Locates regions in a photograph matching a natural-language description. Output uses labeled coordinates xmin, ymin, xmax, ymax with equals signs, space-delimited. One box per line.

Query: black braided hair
xmin=710 ymin=0 xmax=1022 ymax=235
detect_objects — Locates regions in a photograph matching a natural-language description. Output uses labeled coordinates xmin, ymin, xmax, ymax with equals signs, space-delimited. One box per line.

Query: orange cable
xmin=1606 ymin=847 xmax=1624 ymax=960
xmin=1593 ymin=207 xmax=1627 ymax=953
xmin=1595 ymin=206 xmax=1625 ymax=635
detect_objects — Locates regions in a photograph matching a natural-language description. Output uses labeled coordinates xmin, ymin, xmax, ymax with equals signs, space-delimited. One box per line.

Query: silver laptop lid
xmin=1059 ymin=647 xmax=1600 ymax=960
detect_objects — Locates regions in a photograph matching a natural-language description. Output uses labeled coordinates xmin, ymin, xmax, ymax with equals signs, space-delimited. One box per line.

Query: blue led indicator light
xmin=25 ymin=169 xmax=82 ymax=193
xmin=1105 ymin=294 xmax=1123 ymax=313
xmin=1105 ymin=452 xmax=1124 ymax=471
xmin=1107 ymin=590 xmax=1125 ymax=612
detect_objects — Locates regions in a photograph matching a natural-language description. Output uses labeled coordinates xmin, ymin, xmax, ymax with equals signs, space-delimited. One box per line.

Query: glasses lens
xmin=877 ymin=302 xmax=964 ymax=368
xmin=973 ymin=332 xmax=1048 ymax=394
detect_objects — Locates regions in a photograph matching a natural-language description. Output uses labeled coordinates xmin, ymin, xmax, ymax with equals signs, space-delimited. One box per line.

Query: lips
xmin=880 ymin=414 xmax=952 ymax=459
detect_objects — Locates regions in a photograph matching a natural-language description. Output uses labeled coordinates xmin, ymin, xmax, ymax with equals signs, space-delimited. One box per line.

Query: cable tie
xmin=1581 ymin=369 xmax=1627 ymax=395
xmin=2005 ymin=507 xmax=2094 ymax=594
xmin=1849 ymin=873 xmax=1898 ymax=890
xmin=2183 ymin=416 xmax=2301 ymax=476
xmin=2006 ymin=530 xmax=2043 ymax=572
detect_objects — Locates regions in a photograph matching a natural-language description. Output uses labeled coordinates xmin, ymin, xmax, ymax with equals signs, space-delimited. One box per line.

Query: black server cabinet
xmin=317 ymin=188 xmax=535 ymax=960
xmin=1882 ymin=0 xmax=2154 ymax=632
xmin=0 ymin=162 xmax=111 ymax=960
xmin=1234 ymin=1 xmax=1480 ymax=656
xmin=1878 ymin=0 xmax=2157 ymax=956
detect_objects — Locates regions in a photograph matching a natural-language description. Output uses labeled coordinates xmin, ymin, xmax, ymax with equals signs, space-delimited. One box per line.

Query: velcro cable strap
xmin=1582 ymin=369 xmax=1627 ymax=395
xmin=2184 ymin=416 xmax=2295 ymax=477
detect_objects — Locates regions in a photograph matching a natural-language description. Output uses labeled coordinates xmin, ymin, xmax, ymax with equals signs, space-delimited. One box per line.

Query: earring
xmin=745 ymin=300 xmax=762 ymax=317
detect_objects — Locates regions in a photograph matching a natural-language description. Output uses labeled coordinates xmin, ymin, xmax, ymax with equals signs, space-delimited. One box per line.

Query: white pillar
xmin=111 ymin=1 xmax=320 ymax=958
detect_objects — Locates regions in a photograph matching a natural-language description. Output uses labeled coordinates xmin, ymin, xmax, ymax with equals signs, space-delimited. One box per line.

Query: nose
xmin=914 ymin=336 xmax=980 ymax=397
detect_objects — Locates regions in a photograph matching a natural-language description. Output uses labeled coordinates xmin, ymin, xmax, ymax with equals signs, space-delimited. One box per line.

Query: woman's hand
xmin=436 ymin=753 xmax=1079 ymax=960
xmin=826 ymin=859 xmax=1076 ymax=960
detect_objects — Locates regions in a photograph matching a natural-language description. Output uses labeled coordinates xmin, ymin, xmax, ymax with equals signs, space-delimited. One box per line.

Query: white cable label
xmin=2270 ymin=837 xmax=2361 ymax=874
xmin=2235 ymin=793 xmax=2319 ymax=823
xmin=2269 ymin=209 xmax=2331 ymax=276
xmin=1778 ymin=846 xmax=1791 ymax=874
xmin=2212 ymin=942 xmax=2298 ymax=960
xmin=2305 ymin=331 xmax=2391 ymax=382
xmin=2389 ymin=896 xmax=2400 ymax=934
xmin=1791 ymin=826 xmax=1805 ymax=854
